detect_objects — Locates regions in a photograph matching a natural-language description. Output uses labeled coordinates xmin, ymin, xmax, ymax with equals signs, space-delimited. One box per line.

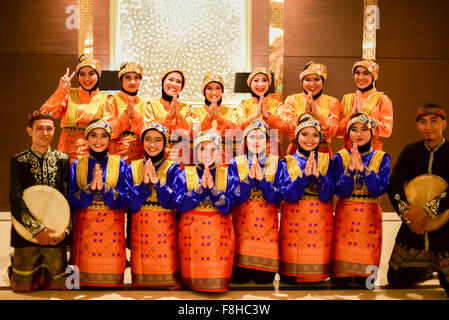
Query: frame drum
xmin=11 ymin=185 xmax=70 ymax=243
xmin=404 ymin=174 xmax=449 ymax=232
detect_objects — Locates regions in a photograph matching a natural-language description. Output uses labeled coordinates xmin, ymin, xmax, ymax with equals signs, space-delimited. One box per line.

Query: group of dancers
xmin=16 ymin=52 xmax=437 ymax=294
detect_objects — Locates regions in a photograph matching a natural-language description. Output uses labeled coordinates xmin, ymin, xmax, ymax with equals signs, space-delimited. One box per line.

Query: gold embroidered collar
xmin=31 ymin=146 xmax=50 ymax=159
xmin=425 ymin=138 xmax=445 ymax=152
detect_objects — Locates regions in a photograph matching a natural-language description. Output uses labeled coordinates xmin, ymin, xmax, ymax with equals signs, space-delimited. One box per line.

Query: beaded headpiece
xmin=246 ymin=67 xmax=272 ymax=87
xmin=299 ymin=61 xmax=328 ymax=82
xmin=243 ymin=119 xmax=270 ymax=138
xmin=346 ymin=113 xmax=377 ymax=134
xmin=118 ymin=62 xmax=144 ymax=79
xmin=140 ymin=121 xmax=170 ymax=143
xmin=201 ymin=72 xmax=224 ymax=94
xmin=76 ymin=54 xmax=101 ymax=77
xmin=85 ymin=119 xmax=113 ymax=138
xmin=193 ymin=130 xmax=222 ymax=151
xmin=352 ymin=59 xmax=379 ymax=81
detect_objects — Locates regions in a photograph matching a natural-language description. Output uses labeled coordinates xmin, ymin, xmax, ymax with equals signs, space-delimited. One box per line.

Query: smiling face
xmin=353 ymin=66 xmax=373 ymax=90
xmin=297 ymin=126 xmax=320 ymax=151
xmin=78 ymin=66 xmax=98 ymax=91
xmin=197 ymin=141 xmax=218 ymax=167
xmin=349 ymin=122 xmax=371 ymax=147
xmin=204 ymin=82 xmax=223 ymax=103
xmin=246 ymin=128 xmax=267 ymax=155
xmin=302 ymin=73 xmax=323 ymax=96
xmin=87 ymin=128 xmax=110 ymax=152
xmin=122 ymin=72 xmax=141 ymax=93
xmin=143 ymin=129 xmax=164 ymax=157
xmin=27 ymin=119 xmax=55 ymax=152
xmin=163 ymin=72 xmax=183 ymax=97
xmin=417 ymin=114 xmax=446 ymax=148
xmin=250 ymin=73 xmax=269 ymax=97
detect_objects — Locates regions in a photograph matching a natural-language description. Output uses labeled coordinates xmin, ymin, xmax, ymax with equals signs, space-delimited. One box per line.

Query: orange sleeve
xmin=102 ymin=96 xmax=130 ymax=140
xmin=143 ymin=102 xmax=157 ymax=126
xmin=130 ymin=110 xmax=144 ymax=138
xmin=40 ymin=86 xmax=69 ymax=119
xmin=215 ymin=110 xmax=239 ymax=138
xmin=283 ymin=95 xmax=298 ymax=141
xmin=319 ymin=97 xmax=342 ymax=142
xmin=373 ymin=95 xmax=393 ymax=138
xmin=236 ymin=100 xmax=255 ymax=131
xmin=263 ymin=101 xmax=288 ymax=134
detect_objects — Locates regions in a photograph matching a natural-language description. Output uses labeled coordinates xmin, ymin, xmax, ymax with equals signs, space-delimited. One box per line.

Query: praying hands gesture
xmin=201 ymin=164 xmax=215 ymax=189
xmin=169 ymin=94 xmax=181 ymax=119
xmin=349 ymin=143 xmax=365 ymax=172
xmin=143 ymin=158 xmax=159 ymax=185
xmin=352 ymin=90 xmax=364 ymax=114
xmin=58 ymin=67 xmax=75 ymax=91
xmin=304 ymin=151 xmax=320 ymax=178
xmin=249 ymin=155 xmax=264 ymax=182
xmin=206 ymin=101 xmax=220 ymax=120
xmin=90 ymin=163 xmax=104 ymax=191
xmin=305 ymin=92 xmax=320 ymax=119
xmin=125 ymin=96 xmax=137 ymax=119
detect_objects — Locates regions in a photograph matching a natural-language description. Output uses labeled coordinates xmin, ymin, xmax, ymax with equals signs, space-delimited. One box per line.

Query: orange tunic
xmin=337 ymin=88 xmax=393 ymax=150
xmin=102 ymin=91 xmax=146 ymax=164
xmin=185 ymin=104 xmax=240 ymax=165
xmin=283 ymin=92 xmax=341 ymax=156
xmin=236 ymin=97 xmax=285 ymax=157
xmin=40 ymin=86 xmax=107 ymax=163
xmin=145 ymin=98 xmax=191 ymax=166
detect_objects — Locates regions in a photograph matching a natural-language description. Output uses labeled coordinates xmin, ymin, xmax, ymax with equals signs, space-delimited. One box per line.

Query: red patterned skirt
xmin=331 ymin=199 xmax=382 ymax=277
xmin=280 ymin=200 xmax=334 ymax=282
xmin=232 ymin=200 xmax=280 ymax=272
xmin=108 ymin=135 xmax=144 ymax=165
xmin=72 ymin=205 xmax=126 ymax=287
xmin=178 ymin=210 xmax=235 ymax=292
xmin=130 ymin=206 xmax=180 ymax=287
xmin=58 ymin=128 xmax=89 ymax=164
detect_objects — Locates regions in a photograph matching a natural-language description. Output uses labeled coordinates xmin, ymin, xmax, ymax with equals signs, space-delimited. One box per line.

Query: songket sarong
xmin=280 ymin=200 xmax=333 ymax=282
xmin=232 ymin=197 xmax=280 ymax=273
xmin=179 ymin=210 xmax=235 ymax=292
xmin=72 ymin=202 xmax=126 ymax=287
xmin=130 ymin=205 xmax=180 ymax=286
xmin=331 ymin=199 xmax=382 ymax=277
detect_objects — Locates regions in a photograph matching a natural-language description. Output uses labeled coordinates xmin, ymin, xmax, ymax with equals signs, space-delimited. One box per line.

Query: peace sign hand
xmin=59 ymin=67 xmax=75 ymax=91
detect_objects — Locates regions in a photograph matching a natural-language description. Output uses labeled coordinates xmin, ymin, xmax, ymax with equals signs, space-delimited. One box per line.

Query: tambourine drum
xmin=11 ymin=185 xmax=70 ymax=243
xmin=404 ymin=174 xmax=449 ymax=232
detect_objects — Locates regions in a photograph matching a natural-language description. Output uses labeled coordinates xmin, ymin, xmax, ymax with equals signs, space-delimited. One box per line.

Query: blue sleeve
xmin=313 ymin=157 xmax=335 ymax=203
xmin=176 ymin=170 xmax=208 ymax=212
xmin=68 ymin=159 xmax=94 ymax=210
xmin=364 ymin=153 xmax=391 ymax=197
xmin=102 ymin=159 xmax=127 ymax=210
xmin=334 ymin=153 xmax=355 ymax=199
xmin=258 ymin=160 xmax=286 ymax=204
xmin=124 ymin=164 xmax=151 ymax=214
xmin=281 ymin=161 xmax=311 ymax=203
xmin=227 ymin=159 xmax=253 ymax=206
xmin=155 ymin=163 xmax=183 ymax=210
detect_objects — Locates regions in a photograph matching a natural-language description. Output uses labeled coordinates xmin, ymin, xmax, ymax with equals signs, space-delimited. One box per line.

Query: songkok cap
xmin=76 ymin=54 xmax=102 ymax=78
xmin=346 ymin=112 xmax=376 ymax=134
xmin=85 ymin=119 xmax=113 ymax=139
xmin=299 ymin=62 xmax=328 ymax=82
xmin=246 ymin=67 xmax=272 ymax=87
xmin=28 ymin=110 xmax=55 ymax=127
xmin=118 ymin=62 xmax=144 ymax=79
xmin=352 ymin=59 xmax=379 ymax=81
